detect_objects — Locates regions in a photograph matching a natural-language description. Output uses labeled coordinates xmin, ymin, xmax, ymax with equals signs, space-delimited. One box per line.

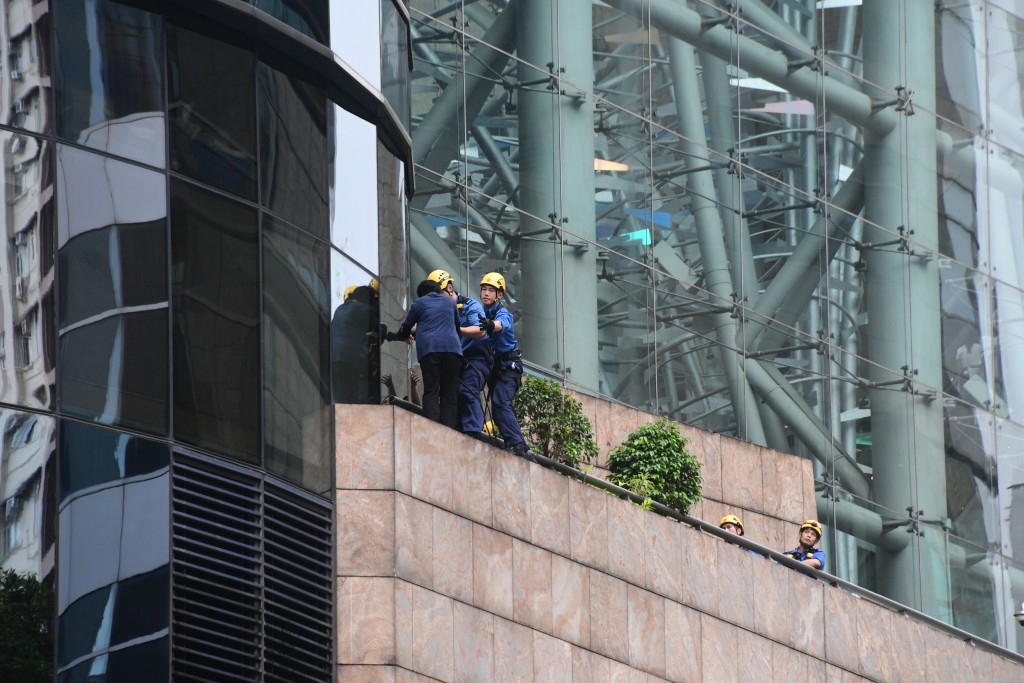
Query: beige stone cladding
xmin=336 ymin=404 xmax=1022 ymax=682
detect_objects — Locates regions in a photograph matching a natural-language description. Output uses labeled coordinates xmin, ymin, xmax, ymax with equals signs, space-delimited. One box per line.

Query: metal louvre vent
xmin=171 ymin=454 xmax=333 ymax=682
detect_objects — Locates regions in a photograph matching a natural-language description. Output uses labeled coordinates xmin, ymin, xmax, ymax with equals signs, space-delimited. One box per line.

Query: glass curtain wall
xmin=407 ymin=0 xmax=1024 ymax=652
xmin=1 ymin=0 xmax=411 ymax=678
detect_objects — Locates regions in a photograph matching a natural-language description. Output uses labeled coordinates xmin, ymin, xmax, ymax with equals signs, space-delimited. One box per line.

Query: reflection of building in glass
xmin=406 ymin=0 xmax=1024 ymax=654
xmin=0 ymin=0 xmax=411 ymax=679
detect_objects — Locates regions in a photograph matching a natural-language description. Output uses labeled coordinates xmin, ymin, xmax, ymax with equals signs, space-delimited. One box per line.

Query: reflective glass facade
xmin=407 ymin=0 xmax=1024 ymax=652
xmin=1 ymin=0 xmax=411 ymax=679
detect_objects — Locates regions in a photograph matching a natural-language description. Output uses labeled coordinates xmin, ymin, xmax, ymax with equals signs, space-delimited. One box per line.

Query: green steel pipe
xmin=668 ymin=38 xmax=767 ymax=445
xmin=516 ymin=0 xmax=599 ymax=388
xmin=603 ymin=0 xmax=898 ymax=136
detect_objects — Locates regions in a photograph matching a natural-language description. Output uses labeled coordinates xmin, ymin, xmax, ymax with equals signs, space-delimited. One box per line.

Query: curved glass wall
xmin=407 ymin=0 xmax=1024 ymax=652
xmin=2 ymin=0 xmax=411 ymax=678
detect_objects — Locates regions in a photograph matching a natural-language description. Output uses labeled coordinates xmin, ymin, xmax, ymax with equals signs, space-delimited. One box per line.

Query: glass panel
xmin=263 ymin=216 xmax=330 ymax=493
xmin=986 ymin=5 xmax=1024 ymax=156
xmin=170 ymin=180 xmax=260 ymax=462
xmin=52 ymin=0 xmax=165 ymax=166
xmin=57 ymin=421 xmax=169 ymax=678
xmin=57 ymin=635 xmax=168 ymax=683
xmin=56 ymin=145 xmax=168 ymax=434
xmin=381 ymin=0 xmax=410 ymax=130
xmin=330 ymin=104 xmax=379 ymax=267
xmin=330 ymin=249 xmax=380 ymax=404
xmin=167 ymin=23 xmax=256 ymax=200
xmin=330 ymin=0 xmax=379 ymax=88
xmin=258 ymin=62 xmax=328 ymax=237
xmin=0 ymin=134 xmax=55 ymax=412
xmin=253 ymin=0 xmax=329 ymax=44
xmin=0 ymin=409 xmax=57 ymax=575
xmin=2 ymin=0 xmax=50 ymax=135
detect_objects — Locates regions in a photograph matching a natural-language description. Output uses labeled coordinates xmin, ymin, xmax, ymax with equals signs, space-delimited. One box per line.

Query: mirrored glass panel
xmin=167 ymin=23 xmax=256 ymax=200
xmin=57 ymin=421 xmax=169 ymax=682
xmin=170 ymin=180 xmax=260 ymax=462
xmin=52 ymin=0 xmax=165 ymax=167
xmin=330 ymin=104 xmax=379 ymax=268
xmin=0 ymin=409 xmax=56 ymax=578
xmin=258 ymin=62 xmax=328 ymax=238
xmin=253 ymin=0 xmax=329 ymax=45
xmin=0 ymin=133 xmax=54 ymax=412
xmin=2 ymin=0 xmax=50 ymax=135
xmin=381 ymin=0 xmax=410 ymax=130
xmin=263 ymin=216 xmax=330 ymax=493
xmin=330 ymin=249 xmax=380 ymax=404
xmin=330 ymin=0 xmax=379 ymax=88
xmin=56 ymin=145 xmax=168 ymax=435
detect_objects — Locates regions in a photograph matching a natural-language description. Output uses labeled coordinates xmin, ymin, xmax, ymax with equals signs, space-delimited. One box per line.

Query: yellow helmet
xmin=483 ymin=420 xmax=500 ymax=437
xmin=800 ymin=519 xmax=823 ymax=539
xmin=427 ymin=269 xmax=454 ymax=291
xmin=369 ymin=277 xmax=380 ymax=293
xmin=480 ymin=272 xmax=506 ymax=291
xmin=343 ymin=284 xmax=357 ymax=302
xmin=719 ymin=514 xmax=744 ymax=535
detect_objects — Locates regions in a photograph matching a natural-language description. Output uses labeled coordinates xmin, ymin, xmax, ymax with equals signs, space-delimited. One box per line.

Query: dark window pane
xmin=58 ymin=420 xmax=168 ymax=501
xmin=167 ymin=24 xmax=255 ymax=200
xmin=263 ymin=217 xmax=329 ymax=491
xmin=381 ymin=0 xmax=410 ymax=130
xmin=171 ymin=180 xmax=260 ymax=462
xmin=257 ymin=63 xmax=328 ymax=237
xmin=58 ymin=636 xmax=168 ymax=683
xmin=330 ymin=250 xmax=380 ymax=404
xmin=52 ymin=0 xmax=164 ymax=165
xmin=253 ymin=0 xmax=329 ymax=44
xmin=58 ymin=312 xmax=168 ymax=434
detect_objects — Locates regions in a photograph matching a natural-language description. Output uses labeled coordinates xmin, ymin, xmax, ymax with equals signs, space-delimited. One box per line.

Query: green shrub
xmin=512 ymin=377 xmax=599 ymax=468
xmin=606 ymin=418 xmax=702 ymax=514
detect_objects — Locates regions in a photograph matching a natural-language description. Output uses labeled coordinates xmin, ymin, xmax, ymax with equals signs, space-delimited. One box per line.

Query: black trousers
xmin=420 ymin=352 xmax=463 ymax=429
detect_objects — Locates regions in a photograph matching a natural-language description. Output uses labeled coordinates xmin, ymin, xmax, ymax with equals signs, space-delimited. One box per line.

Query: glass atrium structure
xmin=407 ymin=0 xmax=1024 ymax=652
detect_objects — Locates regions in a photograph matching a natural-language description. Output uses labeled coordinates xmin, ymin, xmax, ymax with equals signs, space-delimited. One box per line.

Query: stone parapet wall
xmin=571 ymin=391 xmax=816 ymax=552
xmin=335 ymin=404 xmax=1021 ymax=682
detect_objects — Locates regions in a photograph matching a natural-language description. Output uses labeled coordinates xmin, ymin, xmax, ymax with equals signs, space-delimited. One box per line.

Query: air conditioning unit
xmin=10 ymin=70 xmax=21 ymax=81
xmin=14 ymin=276 xmax=23 ymax=301
xmin=10 ymin=136 xmax=22 ymax=154
xmin=13 ymin=100 xmax=24 ymax=114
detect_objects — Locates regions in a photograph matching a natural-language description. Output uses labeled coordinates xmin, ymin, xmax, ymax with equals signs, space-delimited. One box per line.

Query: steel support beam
xmin=516 ymin=0 xmax=598 ymax=388
xmin=862 ymin=0 xmax=949 ymax=619
xmin=668 ymin=38 xmax=766 ymax=445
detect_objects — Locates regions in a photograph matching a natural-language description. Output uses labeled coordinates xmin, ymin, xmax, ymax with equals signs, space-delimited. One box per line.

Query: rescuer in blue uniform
xmin=475 ymin=272 xmax=531 ymax=459
xmin=426 ymin=269 xmax=490 ymax=437
xmin=782 ymin=519 xmax=826 ymax=570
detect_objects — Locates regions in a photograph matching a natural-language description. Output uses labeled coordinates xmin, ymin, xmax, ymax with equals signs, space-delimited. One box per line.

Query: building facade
xmin=405 ymin=0 xmax=1024 ymax=656
xmin=3 ymin=0 xmax=1024 ymax=680
xmin=0 ymin=0 xmax=411 ymax=679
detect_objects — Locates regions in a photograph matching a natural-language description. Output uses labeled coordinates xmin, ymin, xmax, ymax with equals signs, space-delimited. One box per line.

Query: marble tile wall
xmin=336 ymin=404 xmax=1023 ymax=682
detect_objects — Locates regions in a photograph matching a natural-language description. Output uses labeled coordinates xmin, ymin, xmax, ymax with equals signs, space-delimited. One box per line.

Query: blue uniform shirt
xmin=484 ymin=302 xmax=517 ymax=354
xmin=783 ymin=545 xmax=825 ymax=570
xmin=401 ymin=292 xmax=462 ymax=361
xmin=458 ymin=296 xmax=488 ymax=355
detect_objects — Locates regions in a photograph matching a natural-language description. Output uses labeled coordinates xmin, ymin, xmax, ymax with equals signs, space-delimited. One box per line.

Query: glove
xmin=478 ymin=315 xmax=496 ymax=334
xmin=384 ymin=331 xmax=397 ymax=342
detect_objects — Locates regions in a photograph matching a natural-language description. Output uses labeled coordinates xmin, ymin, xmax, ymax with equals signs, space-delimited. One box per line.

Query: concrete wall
xmin=335 ymin=404 xmax=1022 ymax=682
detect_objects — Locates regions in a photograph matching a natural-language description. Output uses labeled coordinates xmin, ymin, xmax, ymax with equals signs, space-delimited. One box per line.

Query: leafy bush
xmin=606 ymin=418 xmax=702 ymax=514
xmin=0 ymin=569 xmax=53 ymax=683
xmin=512 ymin=377 xmax=599 ymax=468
